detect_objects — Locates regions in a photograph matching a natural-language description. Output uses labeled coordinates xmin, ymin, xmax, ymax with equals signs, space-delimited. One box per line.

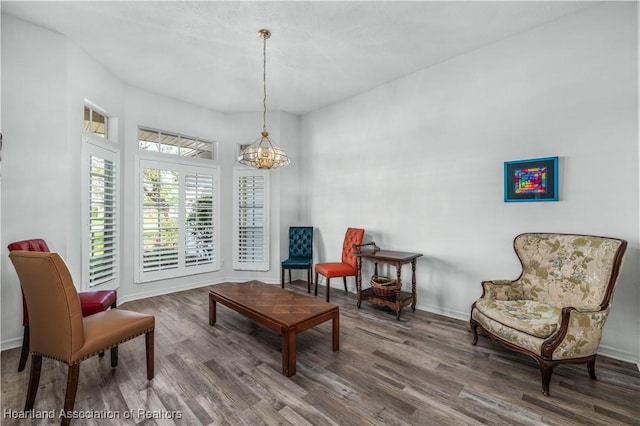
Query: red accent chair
xmin=314 ymin=228 xmax=365 ymax=302
xmin=8 ymin=239 xmax=118 ymax=372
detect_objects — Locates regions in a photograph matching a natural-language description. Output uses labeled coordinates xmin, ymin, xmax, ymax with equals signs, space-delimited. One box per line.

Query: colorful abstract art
xmin=504 ymin=157 xmax=558 ymax=202
xmin=514 ymin=166 xmax=547 ymax=194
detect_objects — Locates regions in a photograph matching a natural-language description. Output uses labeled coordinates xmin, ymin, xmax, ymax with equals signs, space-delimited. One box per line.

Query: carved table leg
xmin=411 ymin=259 xmax=417 ymax=311
xmin=356 ymin=256 xmax=362 ymax=308
xmin=332 ymin=312 xmax=340 ymax=351
xmin=396 ymin=264 xmax=403 ymax=320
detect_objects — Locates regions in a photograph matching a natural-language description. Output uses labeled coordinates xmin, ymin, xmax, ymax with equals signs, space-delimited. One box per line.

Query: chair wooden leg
xmin=281 ymin=267 xmax=285 ymax=288
xmin=314 ymin=272 xmax=319 ymax=296
xmin=587 ymin=357 xmax=597 ymax=380
xmin=326 ymin=278 xmax=331 ymax=302
xmin=343 ymin=277 xmax=348 ymax=293
xmin=146 ymin=330 xmax=155 ymax=380
xmin=18 ymin=325 xmax=30 ymax=372
xmin=289 ymin=269 xmax=292 ymax=285
xmin=307 ymin=268 xmax=311 ymax=293
xmin=540 ymin=361 xmax=554 ymax=396
xmin=61 ymin=364 xmax=80 ymax=426
xmin=470 ymin=321 xmax=479 ymax=345
xmin=110 ymin=346 xmax=118 ymax=368
xmin=24 ymin=355 xmax=42 ymax=410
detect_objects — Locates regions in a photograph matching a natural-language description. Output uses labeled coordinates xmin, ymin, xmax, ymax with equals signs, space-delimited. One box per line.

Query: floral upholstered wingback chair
xmin=470 ymin=233 xmax=627 ymax=396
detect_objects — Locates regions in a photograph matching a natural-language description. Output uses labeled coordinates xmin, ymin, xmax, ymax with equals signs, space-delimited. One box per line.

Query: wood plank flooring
xmin=2 ymin=281 xmax=639 ymax=425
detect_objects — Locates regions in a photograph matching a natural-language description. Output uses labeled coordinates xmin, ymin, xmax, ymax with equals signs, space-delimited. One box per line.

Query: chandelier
xmin=238 ymin=29 xmax=290 ymax=170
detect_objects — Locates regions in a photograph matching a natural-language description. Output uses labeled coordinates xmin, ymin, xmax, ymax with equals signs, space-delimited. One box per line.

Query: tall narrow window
xmin=185 ymin=172 xmax=216 ymax=267
xmin=141 ymin=167 xmax=180 ymax=273
xmin=88 ymin=154 xmax=117 ymax=285
xmin=233 ymin=168 xmax=269 ymax=271
xmin=83 ymin=139 xmax=119 ymax=289
xmin=137 ymin=159 xmax=219 ymax=283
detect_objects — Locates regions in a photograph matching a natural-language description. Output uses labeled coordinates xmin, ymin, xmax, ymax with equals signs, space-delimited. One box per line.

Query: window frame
xmin=81 ymin=134 xmax=120 ymax=290
xmin=84 ymin=104 xmax=109 ymax=139
xmin=135 ymin=155 xmax=221 ymax=283
xmin=232 ymin=167 xmax=270 ymax=271
xmin=138 ymin=126 xmax=218 ymax=161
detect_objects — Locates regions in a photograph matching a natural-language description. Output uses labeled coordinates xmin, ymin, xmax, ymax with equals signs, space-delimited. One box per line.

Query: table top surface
xmin=355 ymin=249 xmax=423 ymax=263
xmin=210 ymin=281 xmax=338 ymax=327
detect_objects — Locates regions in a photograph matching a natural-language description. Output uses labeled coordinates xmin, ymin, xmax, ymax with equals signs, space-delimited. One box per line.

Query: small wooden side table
xmin=355 ymin=249 xmax=423 ymax=320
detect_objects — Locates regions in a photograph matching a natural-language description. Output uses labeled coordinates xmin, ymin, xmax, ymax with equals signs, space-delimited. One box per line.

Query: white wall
xmin=301 ymin=2 xmax=639 ymax=363
xmin=1 ymin=14 xmax=300 ymax=350
xmin=1 ymin=15 xmax=69 ymax=349
xmin=66 ymin=38 xmax=126 ymax=289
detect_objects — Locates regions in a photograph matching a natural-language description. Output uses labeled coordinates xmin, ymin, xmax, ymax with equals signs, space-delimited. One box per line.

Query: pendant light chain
xmin=263 ymin=33 xmax=267 ymax=133
xmin=237 ymin=28 xmax=290 ymax=169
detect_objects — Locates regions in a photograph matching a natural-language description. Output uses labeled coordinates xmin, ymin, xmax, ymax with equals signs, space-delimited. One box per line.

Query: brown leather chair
xmin=314 ymin=227 xmax=365 ymax=302
xmin=8 ymin=238 xmax=117 ymax=372
xmin=9 ymin=251 xmax=154 ymax=426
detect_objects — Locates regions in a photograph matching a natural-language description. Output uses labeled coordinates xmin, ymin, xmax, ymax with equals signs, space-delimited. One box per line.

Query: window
xmin=137 ymin=158 xmax=219 ymax=282
xmin=233 ymin=168 xmax=269 ymax=271
xmin=236 ymin=143 xmax=251 ymax=162
xmin=83 ymin=138 xmax=119 ymax=289
xmin=138 ymin=127 xmax=217 ymax=160
xmin=84 ymin=106 xmax=108 ymax=138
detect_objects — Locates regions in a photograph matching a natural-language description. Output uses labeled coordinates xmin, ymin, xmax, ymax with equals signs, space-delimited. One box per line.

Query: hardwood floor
xmin=2 ymin=281 xmax=639 ymax=425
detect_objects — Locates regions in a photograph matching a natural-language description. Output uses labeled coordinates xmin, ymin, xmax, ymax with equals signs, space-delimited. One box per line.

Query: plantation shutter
xmin=83 ymin=137 xmax=120 ymax=290
xmin=137 ymin=159 xmax=220 ymax=283
xmin=185 ymin=172 xmax=215 ymax=267
xmin=141 ymin=166 xmax=180 ymax=273
xmin=88 ymin=154 xmax=118 ymax=286
xmin=233 ymin=168 xmax=269 ymax=271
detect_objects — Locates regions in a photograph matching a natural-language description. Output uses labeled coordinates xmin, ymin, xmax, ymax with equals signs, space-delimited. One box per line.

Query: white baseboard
xmin=1 ymin=336 xmax=23 ymax=352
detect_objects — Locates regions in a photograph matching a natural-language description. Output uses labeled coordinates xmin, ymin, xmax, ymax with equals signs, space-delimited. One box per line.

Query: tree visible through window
xmin=142 ymin=168 xmax=180 ymax=272
xmin=138 ymin=159 xmax=219 ymax=282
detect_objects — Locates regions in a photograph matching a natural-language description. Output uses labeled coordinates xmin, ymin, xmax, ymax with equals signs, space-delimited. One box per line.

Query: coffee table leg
xmin=209 ymin=295 xmax=217 ymax=326
xmin=282 ymin=328 xmax=296 ymax=377
xmin=332 ymin=312 xmax=340 ymax=351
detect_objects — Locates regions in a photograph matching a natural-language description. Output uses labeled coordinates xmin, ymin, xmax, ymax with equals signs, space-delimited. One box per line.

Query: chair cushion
xmin=474 ymin=298 xmax=561 ymax=338
xmin=282 ymin=257 xmax=312 ymax=268
xmin=79 ymin=290 xmax=117 ymax=316
xmin=8 ymin=239 xmax=50 ymax=252
xmin=75 ymin=309 xmax=154 ymax=363
xmin=315 ymin=262 xmax=356 ymax=278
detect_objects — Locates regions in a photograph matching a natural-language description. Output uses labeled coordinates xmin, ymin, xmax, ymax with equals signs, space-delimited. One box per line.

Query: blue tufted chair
xmin=281 ymin=227 xmax=314 ymax=292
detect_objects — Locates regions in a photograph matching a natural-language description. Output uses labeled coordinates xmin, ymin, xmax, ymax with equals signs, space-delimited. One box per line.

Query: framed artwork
xmin=504 ymin=156 xmax=558 ymax=202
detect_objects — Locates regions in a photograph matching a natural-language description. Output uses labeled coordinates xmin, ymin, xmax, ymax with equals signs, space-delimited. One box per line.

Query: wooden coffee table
xmin=208 ymin=280 xmax=339 ymax=377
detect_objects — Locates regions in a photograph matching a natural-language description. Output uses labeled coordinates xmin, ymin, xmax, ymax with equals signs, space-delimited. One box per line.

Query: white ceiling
xmin=2 ymin=1 xmax=597 ymax=115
